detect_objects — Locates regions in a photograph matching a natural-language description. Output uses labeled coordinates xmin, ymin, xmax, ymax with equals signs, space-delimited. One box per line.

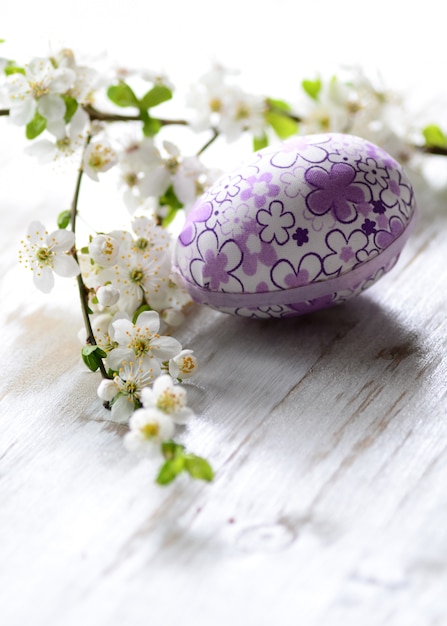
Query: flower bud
xmin=97 ymin=379 xmax=117 ymax=402
xmin=90 ymin=234 xmax=120 ymax=267
xmin=97 ymin=284 xmax=120 ymax=306
xmin=169 ymin=349 xmax=198 ymax=380
xmin=161 ymin=308 xmax=184 ymax=327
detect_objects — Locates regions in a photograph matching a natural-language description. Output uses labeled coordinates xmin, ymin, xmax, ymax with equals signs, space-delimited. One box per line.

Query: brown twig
xmin=82 ymin=104 xmax=188 ymax=126
xmin=70 ymin=134 xmax=110 ymax=379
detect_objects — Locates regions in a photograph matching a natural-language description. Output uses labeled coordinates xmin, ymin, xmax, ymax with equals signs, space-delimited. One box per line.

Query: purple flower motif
xmin=372 ymin=199 xmax=387 ymax=215
xmin=357 ymin=158 xmax=389 ymax=188
xmin=233 ymin=220 xmax=277 ymax=277
xmin=269 ymin=137 xmax=329 ymax=168
xmin=204 ymin=199 xmax=233 ymax=229
xmin=240 ymin=171 xmax=280 ymax=208
xmin=305 ymin=163 xmax=368 ymax=223
xmin=219 ymin=203 xmax=252 ymax=236
xmin=179 ymin=201 xmax=213 ymax=246
xmin=379 ymin=169 xmax=412 ymax=218
xmin=323 ymin=228 xmax=368 ymax=275
xmin=280 ymin=164 xmax=308 ymax=199
xmin=208 ymin=173 xmax=243 ymax=203
xmin=361 ymin=219 xmax=376 ymax=236
xmin=189 ymin=230 xmax=243 ymax=292
xmin=257 ymin=200 xmax=295 ymax=245
xmin=271 ymin=253 xmax=322 ymax=290
xmin=288 ymin=293 xmax=335 ymax=314
xmin=292 ymin=227 xmax=309 ymax=246
xmin=374 ymin=215 xmax=405 ymax=249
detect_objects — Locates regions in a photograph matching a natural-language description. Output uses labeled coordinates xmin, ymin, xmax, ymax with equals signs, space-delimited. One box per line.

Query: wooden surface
xmin=2 ymin=133 xmax=447 ymax=625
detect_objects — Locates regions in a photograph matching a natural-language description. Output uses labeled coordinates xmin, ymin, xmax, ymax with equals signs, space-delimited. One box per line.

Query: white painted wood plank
xmin=2 ymin=132 xmax=447 ymax=626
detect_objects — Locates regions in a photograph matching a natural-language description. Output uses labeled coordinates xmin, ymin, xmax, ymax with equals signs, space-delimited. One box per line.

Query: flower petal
xmin=110 ymin=395 xmax=134 ymax=423
xmin=49 ymin=229 xmax=75 ymax=251
xmin=150 ymin=335 xmax=182 ymax=360
xmin=38 ymin=94 xmax=66 ymax=121
xmin=52 ymin=254 xmax=80 ymax=278
xmin=33 ymin=265 xmax=54 ymax=293
xmin=136 ymin=310 xmax=160 ymax=334
xmin=9 ymin=97 xmax=36 ymax=126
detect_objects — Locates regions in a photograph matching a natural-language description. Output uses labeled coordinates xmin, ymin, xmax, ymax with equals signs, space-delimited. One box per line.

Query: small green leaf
xmin=159 ymin=185 xmax=184 ymax=227
xmin=107 ymin=82 xmax=139 ymax=108
xmin=265 ymin=110 xmax=298 ymax=139
xmin=62 ymin=95 xmax=78 ymax=123
xmin=81 ymin=345 xmax=107 ymax=372
xmin=184 ymin=455 xmax=214 ymax=482
xmin=253 ymin=133 xmax=269 ymax=151
xmin=302 ymin=78 xmax=322 ymax=101
xmin=140 ymin=85 xmax=172 ymax=109
xmin=161 ymin=440 xmax=185 ymax=460
xmin=422 ymin=124 xmax=447 ymax=148
xmin=25 ymin=111 xmax=47 ymax=139
xmin=4 ymin=64 xmax=25 ymax=76
xmin=266 ymin=97 xmax=291 ymax=112
xmin=142 ymin=116 xmax=162 ymax=137
xmin=57 ymin=210 xmax=71 ymax=229
xmin=156 ymin=456 xmax=185 ymax=485
xmin=80 ymin=246 xmax=89 ymax=254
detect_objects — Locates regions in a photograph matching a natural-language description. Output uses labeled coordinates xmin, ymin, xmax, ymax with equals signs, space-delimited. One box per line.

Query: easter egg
xmin=174 ymin=133 xmax=417 ymax=319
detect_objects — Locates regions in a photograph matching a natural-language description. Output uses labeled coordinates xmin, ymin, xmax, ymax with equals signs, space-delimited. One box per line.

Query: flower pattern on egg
xmin=175 ymin=133 xmax=417 ymax=318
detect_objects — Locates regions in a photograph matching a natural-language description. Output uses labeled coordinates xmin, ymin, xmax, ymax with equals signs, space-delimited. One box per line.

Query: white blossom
xmin=19 ymin=221 xmax=80 ymax=293
xmin=168 ymin=349 xmax=198 ymax=380
xmin=106 ymin=310 xmax=182 ymax=373
xmin=6 ymin=57 xmax=75 ymax=127
xmin=96 ymin=284 xmax=120 ymax=307
xmin=89 ymin=234 xmax=121 ymax=267
xmin=140 ymin=374 xmax=194 ymax=425
xmin=124 ymin=407 xmax=175 ymax=455
xmin=83 ymin=139 xmax=118 ymax=181
xmin=105 ymin=360 xmax=156 ymax=423
xmin=24 ymin=106 xmax=90 ymax=164
xmin=187 ymin=64 xmax=267 ymax=142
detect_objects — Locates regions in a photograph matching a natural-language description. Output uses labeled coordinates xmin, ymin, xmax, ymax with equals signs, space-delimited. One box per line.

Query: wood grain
xmin=1 ymin=150 xmax=447 ymax=626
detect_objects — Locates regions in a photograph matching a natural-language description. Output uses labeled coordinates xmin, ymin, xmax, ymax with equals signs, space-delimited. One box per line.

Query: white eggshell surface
xmin=174 ymin=133 xmax=417 ymax=318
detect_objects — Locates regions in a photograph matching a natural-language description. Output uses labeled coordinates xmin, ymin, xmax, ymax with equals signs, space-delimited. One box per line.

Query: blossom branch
xmin=197 ymin=128 xmax=219 ymax=156
xmin=82 ymin=104 xmax=188 ymax=127
xmin=71 ymin=135 xmax=110 ymax=379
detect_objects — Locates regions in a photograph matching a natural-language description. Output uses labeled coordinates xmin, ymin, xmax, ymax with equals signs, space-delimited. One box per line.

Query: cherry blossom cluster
xmin=3 ymin=42 xmax=443 ymax=485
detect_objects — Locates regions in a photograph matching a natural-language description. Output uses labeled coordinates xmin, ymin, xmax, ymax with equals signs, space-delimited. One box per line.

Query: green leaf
xmin=62 ymin=95 xmax=78 ymax=123
xmin=57 ymin=210 xmax=71 ymax=229
xmin=4 ymin=64 xmax=25 ymax=76
xmin=161 ymin=440 xmax=185 ymax=460
xmin=25 ymin=111 xmax=47 ymax=139
xmin=159 ymin=185 xmax=184 ymax=227
xmin=156 ymin=456 xmax=185 ymax=485
xmin=302 ymin=78 xmax=322 ymax=101
xmin=265 ymin=110 xmax=298 ymax=139
xmin=132 ymin=303 xmax=152 ymax=324
xmin=142 ymin=116 xmax=162 ymax=137
xmin=184 ymin=455 xmax=214 ymax=482
xmin=253 ymin=133 xmax=269 ymax=151
xmin=107 ymin=82 xmax=139 ymax=108
xmin=81 ymin=345 xmax=107 ymax=372
xmin=266 ymin=97 xmax=291 ymax=112
xmin=140 ymin=84 xmax=172 ymax=109
xmin=422 ymin=124 xmax=447 ymax=148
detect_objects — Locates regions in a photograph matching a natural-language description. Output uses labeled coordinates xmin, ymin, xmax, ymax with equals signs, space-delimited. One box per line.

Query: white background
xmin=1 ymin=0 xmax=445 ymax=96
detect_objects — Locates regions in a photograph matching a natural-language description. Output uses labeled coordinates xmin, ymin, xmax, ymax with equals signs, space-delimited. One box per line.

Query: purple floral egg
xmin=174 ymin=133 xmax=417 ymax=319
